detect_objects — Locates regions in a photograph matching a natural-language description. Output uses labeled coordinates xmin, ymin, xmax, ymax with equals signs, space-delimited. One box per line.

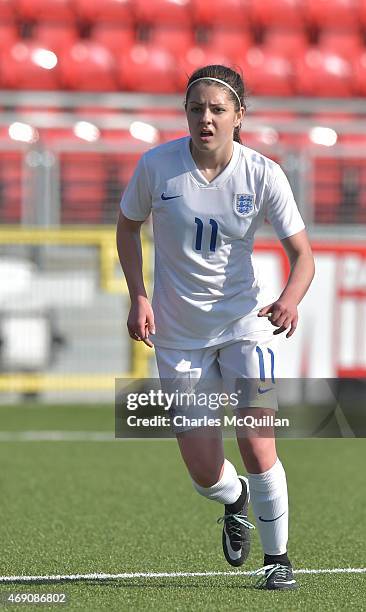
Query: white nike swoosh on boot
xmin=224 ymin=527 xmax=242 ymax=560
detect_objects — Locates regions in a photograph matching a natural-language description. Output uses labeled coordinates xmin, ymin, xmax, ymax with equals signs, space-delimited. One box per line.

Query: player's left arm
xmin=258 ymin=229 xmax=315 ymax=338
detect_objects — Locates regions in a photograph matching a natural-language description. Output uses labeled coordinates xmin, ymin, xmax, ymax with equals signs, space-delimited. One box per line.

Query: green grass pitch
xmin=0 ymin=404 xmax=365 ymax=611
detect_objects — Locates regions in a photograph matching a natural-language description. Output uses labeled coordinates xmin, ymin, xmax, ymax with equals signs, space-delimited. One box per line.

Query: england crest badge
xmin=234 ymin=194 xmax=255 ymax=217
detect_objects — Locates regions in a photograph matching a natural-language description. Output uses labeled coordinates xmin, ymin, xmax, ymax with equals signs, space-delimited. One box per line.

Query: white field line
xmin=0 ymin=568 xmax=365 ymax=583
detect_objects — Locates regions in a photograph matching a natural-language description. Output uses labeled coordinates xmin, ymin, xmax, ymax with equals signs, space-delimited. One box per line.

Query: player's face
xmin=185 ymin=83 xmax=244 ymax=155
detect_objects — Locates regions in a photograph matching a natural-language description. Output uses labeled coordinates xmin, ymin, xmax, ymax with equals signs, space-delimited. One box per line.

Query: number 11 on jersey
xmin=194 ymin=217 xmax=218 ymax=253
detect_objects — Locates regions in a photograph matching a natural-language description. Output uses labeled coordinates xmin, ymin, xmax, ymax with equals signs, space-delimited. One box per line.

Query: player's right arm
xmin=116 ymin=211 xmax=155 ymax=348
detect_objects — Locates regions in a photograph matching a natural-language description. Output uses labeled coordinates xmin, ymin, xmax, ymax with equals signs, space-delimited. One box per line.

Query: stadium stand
xmin=250 ymin=0 xmax=306 ymax=28
xmin=354 ymin=51 xmax=366 ymax=96
xmin=16 ymin=0 xmax=75 ymax=22
xmin=176 ymin=46 xmax=234 ymax=90
xmin=191 ymin=0 xmax=251 ymax=26
xmin=0 ymin=0 xmax=365 ymax=226
xmin=58 ymin=42 xmax=118 ymax=91
xmin=244 ymin=47 xmax=295 ymax=96
xmin=295 ymin=48 xmax=354 ymax=97
xmin=206 ymin=27 xmax=254 ymax=62
xmin=90 ymin=24 xmax=136 ymax=56
xmin=313 ymin=158 xmax=343 ymax=223
xmin=262 ymin=27 xmax=309 ymax=58
xmin=32 ymin=23 xmax=79 ymax=54
xmin=0 ymin=23 xmax=18 ymax=53
xmin=118 ymin=44 xmax=178 ymax=92
xmin=0 ymin=42 xmax=61 ymax=90
xmin=148 ymin=26 xmax=195 ymax=58
xmin=74 ymin=0 xmax=134 ymax=24
xmin=304 ymin=0 xmax=361 ymax=29
xmin=0 ymin=0 xmax=365 ymax=396
xmin=134 ymin=0 xmax=193 ymax=26
xmin=318 ymin=29 xmax=364 ymax=61
xmin=0 ymin=0 xmax=16 ymax=19
xmin=60 ymin=152 xmax=107 ymax=223
xmin=0 ymin=151 xmax=22 ymax=222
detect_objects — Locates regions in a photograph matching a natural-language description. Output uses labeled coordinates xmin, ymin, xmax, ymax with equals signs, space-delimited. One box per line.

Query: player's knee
xmin=189 ymin=461 xmax=222 ymax=488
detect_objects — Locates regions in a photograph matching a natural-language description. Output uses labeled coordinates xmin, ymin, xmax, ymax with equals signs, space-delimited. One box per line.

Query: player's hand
xmin=127 ymin=296 xmax=155 ymax=348
xmin=258 ymin=300 xmax=298 ymax=338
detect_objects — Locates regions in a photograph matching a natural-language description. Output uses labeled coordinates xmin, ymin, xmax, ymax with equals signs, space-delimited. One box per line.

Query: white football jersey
xmin=120 ymin=136 xmax=305 ymax=349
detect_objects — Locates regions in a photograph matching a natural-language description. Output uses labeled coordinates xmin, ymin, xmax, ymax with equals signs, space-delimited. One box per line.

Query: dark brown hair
xmin=185 ymin=65 xmax=247 ymax=144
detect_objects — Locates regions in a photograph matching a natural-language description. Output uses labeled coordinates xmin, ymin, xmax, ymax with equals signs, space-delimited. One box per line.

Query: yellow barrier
xmin=0 ymin=226 xmax=153 ymax=391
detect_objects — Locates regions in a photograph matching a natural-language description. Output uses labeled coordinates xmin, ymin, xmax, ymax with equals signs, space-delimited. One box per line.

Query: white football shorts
xmin=155 ymin=332 xmax=279 ymax=433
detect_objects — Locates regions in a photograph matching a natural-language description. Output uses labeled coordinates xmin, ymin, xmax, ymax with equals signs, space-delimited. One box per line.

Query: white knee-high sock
xmin=192 ymin=459 xmax=242 ymax=504
xmin=248 ymin=458 xmax=288 ymax=555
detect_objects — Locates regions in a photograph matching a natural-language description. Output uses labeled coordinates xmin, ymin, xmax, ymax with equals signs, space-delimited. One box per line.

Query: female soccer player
xmin=116 ymin=65 xmax=315 ymax=590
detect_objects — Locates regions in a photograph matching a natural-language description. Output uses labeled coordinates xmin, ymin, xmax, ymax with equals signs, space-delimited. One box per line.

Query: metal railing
xmin=1 ymin=92 xmax=365 ymax=229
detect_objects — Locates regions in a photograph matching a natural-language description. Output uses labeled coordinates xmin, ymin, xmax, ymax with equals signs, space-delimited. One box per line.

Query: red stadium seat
xmin=0 ymin=23 xmax=18 ymax=53
xmin=353 ymin=51 xmax=366 ymax=96
xmin=59 ymin=42 xmax=118 ymax=91
xmin=100 ymin=129 xmax=144 ymax=143
xmin=295 ymin=48 xmax=354 ymax=97
xmin=61 ymin=197 xmax=105 ymax=223
xmin=319 ymin=29 xmax=363 ymax=61
xmin=149 ymin=26 xmax=195 ymax=58
xmin=32 ymin=23 xmax=78 ymax=53
xmin=74 ymin=0 xmax=134 ymax=24
xmin=263 ymin=28 xmax=309 ymax=58
xmin=250 ymin=0 xmax=305 ymax=27
xmin=62 ymin=162 xmax=107 ymax=182
xmin=361 ymin=0 xmax=366 ymax=27
xmin=161 ymin=130 xmax=188 ymax=142
xmin=251 ymin=110 xmax=304 ymax=147
xmin=0 ymin=151 xmax=22 ymax=223
xmin=244 ymin=128 xmax=281 ymax=149
xmin=90 ymin=24 xmax=135 ymax=56
xmin=0 ymin=0 xmax=16 ymax=19
xmin=191 ymin=0 xmax=251 ymax=27
xmin=117 ymin=154 xmax=144 ymax=188
xmin=310 ymin=111 xmax=355 ymax=144
xmin=304 ymin=0 xmax=360 ymax=28
xmin=73 ymin=106 xmax=120 ymax=118
xmin=16 ymin=0 xmax=75 ymax=22
xmin=38 ymin=128 xmax=76 ymax=144
xmin=176 ymin=46 xmax=234 ymax=91
xmin=0 ymin=42 xmax=60 ymax=90
xmin=338 ymin=133 xmax=366 ymax=146
xmin=244 ymin=47 xmax=295 ymax=96
xmin=134 ymin=0 xmax=192 ymax=26
xmin=313 ymin=158 xmax=342 ymax=223
xmin=63 ymin=153 xmax=107 ymax=168
xmin=61 ymin=153 xmax=107 ymax=223
xmin=207 ymin=27 xmax=254 ymax=62
xmin=118 ymin=44 xmax=178 ymax=93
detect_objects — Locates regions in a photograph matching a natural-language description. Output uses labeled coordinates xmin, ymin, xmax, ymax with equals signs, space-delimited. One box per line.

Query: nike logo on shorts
xmin=161 ymin=192 xmax=182 ymax=200
xmin=257 ymin=387 xmax=274 ymax=394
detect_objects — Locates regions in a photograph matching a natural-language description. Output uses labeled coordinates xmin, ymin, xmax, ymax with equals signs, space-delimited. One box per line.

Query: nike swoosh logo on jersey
xmin=161 ymin=192 xmax=182 ymax=200
xmin=224 ymin=527 xmax=242 ymax=560
xmin=258 ymin=511 xmax=286 ymax=522
xmin=257 ymin=387 xmax=274 ymax=394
